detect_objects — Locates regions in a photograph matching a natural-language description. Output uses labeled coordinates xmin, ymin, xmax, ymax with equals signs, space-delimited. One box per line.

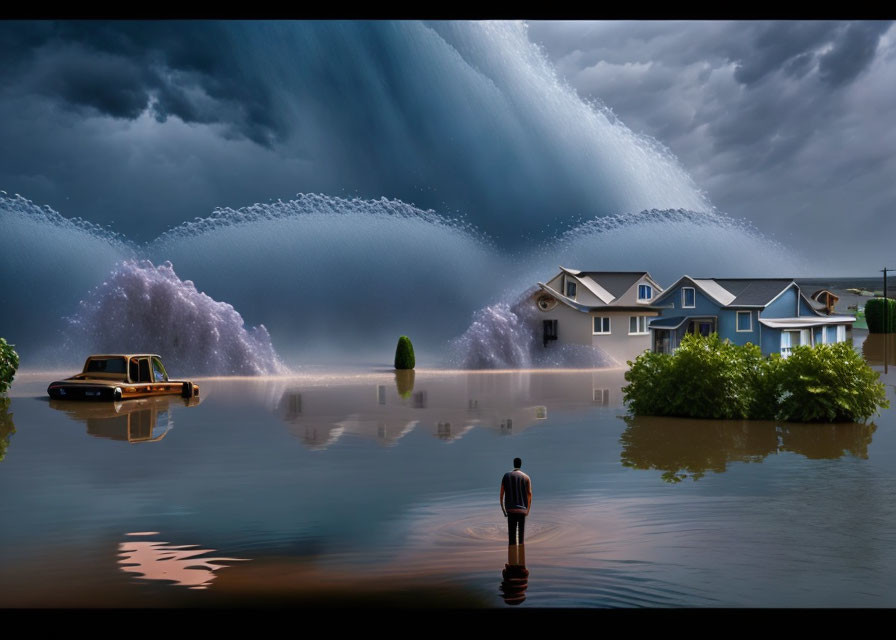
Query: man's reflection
xmin=500 ymin=544 xmax=529 ymax=605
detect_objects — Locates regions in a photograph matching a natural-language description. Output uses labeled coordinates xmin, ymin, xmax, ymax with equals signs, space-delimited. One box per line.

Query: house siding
xmin=798 ymin=293 xmax=817 ymax=317
xmin=664 ymin=284 xmax=719 ymax=317
xmin=763 ymin=285 xmax=799 ymax=318
xmin=761 ymin=326 xmax=782 ymax=355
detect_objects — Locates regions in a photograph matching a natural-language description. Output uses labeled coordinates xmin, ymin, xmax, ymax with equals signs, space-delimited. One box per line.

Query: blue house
xmin=648 ymin=277 xmax=855 ymax=356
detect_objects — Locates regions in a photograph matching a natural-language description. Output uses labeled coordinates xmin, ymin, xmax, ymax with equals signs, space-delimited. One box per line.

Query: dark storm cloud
xmin=528 ymin=19 xmax=896 ymax=269
xmin=0 ymin=21 xmax=283 ymax=147
xmin=818 ymin=21 xmax=891 ymax=87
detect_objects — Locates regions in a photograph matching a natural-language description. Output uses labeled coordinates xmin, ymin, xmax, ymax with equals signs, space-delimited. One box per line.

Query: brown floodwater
xmin=2 ymin=334 xmax=895 ymax=607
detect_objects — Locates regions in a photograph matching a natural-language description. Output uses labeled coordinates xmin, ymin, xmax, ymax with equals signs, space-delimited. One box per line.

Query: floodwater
xmin=1 ymin=334 xmax=895 ymax=608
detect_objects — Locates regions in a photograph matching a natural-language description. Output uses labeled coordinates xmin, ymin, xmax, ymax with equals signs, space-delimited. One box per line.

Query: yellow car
xmin=47 ymin=354 xmax=200 ymax=401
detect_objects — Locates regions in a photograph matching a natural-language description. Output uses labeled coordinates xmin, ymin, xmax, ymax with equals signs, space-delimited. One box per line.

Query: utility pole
xmin=883 ymin=268 xmax=892 ymax=374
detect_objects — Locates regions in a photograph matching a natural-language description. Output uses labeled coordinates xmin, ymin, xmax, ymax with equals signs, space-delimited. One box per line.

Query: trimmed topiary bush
xmin=394 ymin=335 xmax=415 ymax=370
xmin=0 ymin=338 xmax=19 ymax=394
xmin=623 ymin=332 xmax=888 ymax=423
xmin=866 ymin=297 xmax=896 ymax=333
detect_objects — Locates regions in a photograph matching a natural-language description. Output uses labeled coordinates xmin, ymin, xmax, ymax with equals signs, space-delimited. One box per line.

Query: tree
xmin=0 ymin=338 xmax=19 ymax=394
xmin=394 ymin=335 xmax=415 ymax=370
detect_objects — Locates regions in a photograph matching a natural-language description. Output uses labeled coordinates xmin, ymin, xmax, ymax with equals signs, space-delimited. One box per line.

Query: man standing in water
xmin=500 ymin=458 xmax=532 ymax=545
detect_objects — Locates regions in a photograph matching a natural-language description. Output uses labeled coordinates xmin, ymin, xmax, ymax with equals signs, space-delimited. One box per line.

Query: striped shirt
xmin=502 ymin=469 xmax=532 ymax=514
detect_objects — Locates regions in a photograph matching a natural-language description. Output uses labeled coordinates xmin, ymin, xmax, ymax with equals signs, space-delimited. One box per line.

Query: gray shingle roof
xmin=578 ymin=272 xmax=648 ymax=299
xmin=703 ymin=278 xmax=794 ymax=306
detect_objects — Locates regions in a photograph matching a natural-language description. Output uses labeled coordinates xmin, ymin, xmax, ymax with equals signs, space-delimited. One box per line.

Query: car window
xmin=138 ymin=358 xmax=152 ymax=383
xmin=86 ymin=357 xmax=127 ymax=374
xmin=152 ymin=357 xmax=168 ymax=382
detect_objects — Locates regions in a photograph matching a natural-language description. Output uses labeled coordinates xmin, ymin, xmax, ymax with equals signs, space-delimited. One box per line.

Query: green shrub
xmin=0 ymin=338 xmax=19 ymax=394
xmin=624 ymin=333 xmax=766 ymax=419
xmin=776 ymin=342 xmax=888 ymax=422
xmin=394 ymin=335 xmax=415 ymax=370
xmin=623 ymin=333 xmax=888 ymax=423
xmin=866 ymin=297 xmax=896 ymax=333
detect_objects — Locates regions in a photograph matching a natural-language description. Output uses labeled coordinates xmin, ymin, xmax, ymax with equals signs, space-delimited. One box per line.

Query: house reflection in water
xmin=620 ymin=415 xmax=877 ymax=483
xmin=272 ymin=369 xmax=625 ymax=450
xmin=48 ymin=395 xmax=200 ymax=444
xmin=118 ymin=532 xmax=247 ymax=590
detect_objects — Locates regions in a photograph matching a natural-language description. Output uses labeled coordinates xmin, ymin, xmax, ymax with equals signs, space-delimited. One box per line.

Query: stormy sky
xmin=1 ymin=20 xmax=894 ymax=271
xmin=528 ymin=21 xmax=896 ymax=265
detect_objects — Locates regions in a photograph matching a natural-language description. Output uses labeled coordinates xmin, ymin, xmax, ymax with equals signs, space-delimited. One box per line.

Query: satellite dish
xmin=537 ymin=295 xmax=558 ymax=311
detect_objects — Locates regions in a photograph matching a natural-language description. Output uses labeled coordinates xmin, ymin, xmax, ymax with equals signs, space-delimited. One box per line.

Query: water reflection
xmin=395 ymin=369 xmax=415 ymax=398
xmin=500 ymin=544 xmax=529 ymax=605
xmin=49 ymin=395 xmax=200 ymax=443
xmin=118 ymin=532 xmax=248 ymax=590
xmin=863 ymin=334 xmax=896 ymax=368
xmin=271 ymin=370 xmax=610 ymax=449
xmin=620 ymin=416 xmax=876 ymax=482
xmin=0 ymin=397 xmax=15 ymax=462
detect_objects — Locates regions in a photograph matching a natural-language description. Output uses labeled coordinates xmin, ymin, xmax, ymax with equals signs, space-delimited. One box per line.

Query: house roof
xmin=648 ymin=316 xmax=689 ymax=329
xmin=557 ymin=268 xmax=661 ymax=305
xmin=655 ymin=276 xmax=796 ymax=308
xmin=709 ymin=279 xmax=795 ymax=306
xmin=759 ymin=316 xmax=855 ymax=329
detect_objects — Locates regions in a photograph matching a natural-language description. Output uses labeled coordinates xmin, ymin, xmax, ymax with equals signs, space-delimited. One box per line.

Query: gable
xmin=762 ymin=284 xmax=799 ymax=318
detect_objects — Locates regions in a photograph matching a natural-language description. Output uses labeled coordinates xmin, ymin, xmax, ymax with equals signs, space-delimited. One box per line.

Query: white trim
xmin=593 ymin=316 xmax=611 ymax=335
xmin=691 ymin=279 xmax=737 ymax=306
xmin=629 ymin=315 xmax=649 ymax=335
xmin=682 ymin=287 xmax=696 ymax=308
xmin=576 ymin=275 xmax=615 ymax=304
xmin=736 ymin=310 xmax=753 ymax=332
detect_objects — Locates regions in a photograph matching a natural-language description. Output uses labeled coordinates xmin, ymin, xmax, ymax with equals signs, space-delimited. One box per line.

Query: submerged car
xmin=47 ymin=354 xmax=200 ymax=401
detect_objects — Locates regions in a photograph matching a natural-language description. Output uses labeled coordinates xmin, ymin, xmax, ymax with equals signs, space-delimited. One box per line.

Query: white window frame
xmin=637 ymin=284 xmax=653 ymax=302
xmin=593 ymin=316 xmax=611 ymax=335
xmin=682 ymin=287 xmax=696 ymax=309
xmin=736 ymin=311 xmax=752 ymax=332
xmin=629 ymin=315 xmax=649 ymax=335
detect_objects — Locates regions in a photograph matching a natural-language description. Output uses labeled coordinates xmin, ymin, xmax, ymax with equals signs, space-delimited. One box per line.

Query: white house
xmin=533 ymin=268 xmax=665 ymax=365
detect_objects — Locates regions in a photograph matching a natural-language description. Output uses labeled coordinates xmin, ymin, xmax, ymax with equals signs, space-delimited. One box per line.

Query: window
xmin=736 ymin=311 xmax=752 ymax=332
xmin=638 ymin=284 xmax=652 ymax=301
xmin=593 ymin=316 xmax=611 ymax=334
xmin=151 ymin=357 xmax=168 ymax=382
xmin=837 ymin=325 xmax=846 ymax=342
xmin=593 ymin=389 xmax=610 ymax=406
xmin=682 ymin=287 xmax=695 ymax=308
xmin=566 ymin=281 xmax=577 ymax=298
xmin=629 ymin=316 xmax=648 ymax=334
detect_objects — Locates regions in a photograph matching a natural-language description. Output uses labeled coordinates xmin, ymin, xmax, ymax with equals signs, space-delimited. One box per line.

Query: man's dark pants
xmin=508 ymin=513 xmax=526 ymax=545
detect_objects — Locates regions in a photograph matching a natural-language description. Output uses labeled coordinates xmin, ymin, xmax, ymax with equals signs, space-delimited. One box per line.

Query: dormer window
xmin=682 ymin=287 xmax=696 ymax=308
xmin=566 ymin=281 xmax=577 ymax=298
xmin=638 ymin=284 xmax=652 ymax=302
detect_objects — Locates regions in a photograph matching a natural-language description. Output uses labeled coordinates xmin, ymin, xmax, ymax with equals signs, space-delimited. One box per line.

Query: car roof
xmin=86 ymin=354 xmax=162 ymax=359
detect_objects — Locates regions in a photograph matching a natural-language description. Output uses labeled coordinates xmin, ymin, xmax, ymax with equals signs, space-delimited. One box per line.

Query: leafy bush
xmin=776 ymin=342 xmax=888 ymax=422
xmin=394 ymin=335 xmax=415 ymax=370
xmin=866 ymin=297 xmax=896 ymax=333
xmin=623 ymin=333 xmax=888 ymax=423
xmin=0 ymin=338 xmax=19 ymax=394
